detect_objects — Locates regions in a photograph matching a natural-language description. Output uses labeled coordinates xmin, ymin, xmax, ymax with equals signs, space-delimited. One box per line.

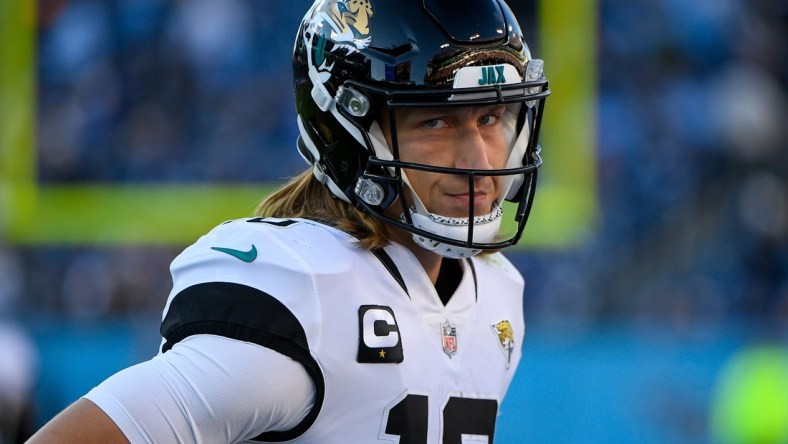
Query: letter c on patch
xmin=362 ymin=307 xmax=399 ymax=348
xmin=357 ymin=305 xmax=404 ymax=364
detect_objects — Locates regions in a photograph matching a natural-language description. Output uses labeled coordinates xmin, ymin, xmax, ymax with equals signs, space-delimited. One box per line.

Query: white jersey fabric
xmin=87 ymin=218 xmax=525 ymax=443
xmin=85 ymin=335 xmax=315 ymax=443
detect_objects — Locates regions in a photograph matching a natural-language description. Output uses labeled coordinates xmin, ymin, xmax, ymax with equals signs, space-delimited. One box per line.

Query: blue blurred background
xmin=0 ymin=0 xmax=786 ymax=443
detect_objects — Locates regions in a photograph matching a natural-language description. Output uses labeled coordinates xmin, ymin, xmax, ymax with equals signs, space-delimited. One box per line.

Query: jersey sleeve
xmin=85 ymin=334 xmax=315 ymax=443
xmin=156 ymin=218 xmax=338 ymax=441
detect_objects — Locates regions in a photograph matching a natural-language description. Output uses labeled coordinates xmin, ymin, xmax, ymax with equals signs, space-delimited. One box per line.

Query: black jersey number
xmin=383 ymin=394 xmax=498 ymax=443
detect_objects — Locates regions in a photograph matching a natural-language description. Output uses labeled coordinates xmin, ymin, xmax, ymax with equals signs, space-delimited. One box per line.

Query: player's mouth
xmin=447 ymin=192 xmax=492 ymax=213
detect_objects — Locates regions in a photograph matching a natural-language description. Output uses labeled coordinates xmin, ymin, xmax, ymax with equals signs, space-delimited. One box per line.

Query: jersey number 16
xmin=381 ymin=393 xmax=498 ymax=443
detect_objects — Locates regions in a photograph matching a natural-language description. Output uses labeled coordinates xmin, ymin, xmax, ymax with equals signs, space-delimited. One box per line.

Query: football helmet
xmin=293 ymin=0 xmax=549 ymax=258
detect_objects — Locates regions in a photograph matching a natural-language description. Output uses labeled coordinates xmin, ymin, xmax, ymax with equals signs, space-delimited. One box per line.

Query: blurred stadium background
xmin=0 ymin=0 xmax=786 ymax=443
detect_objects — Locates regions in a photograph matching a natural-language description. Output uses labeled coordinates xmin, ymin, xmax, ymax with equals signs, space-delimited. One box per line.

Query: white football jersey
xmin=159 ymin=217 xmax=525 ymax=443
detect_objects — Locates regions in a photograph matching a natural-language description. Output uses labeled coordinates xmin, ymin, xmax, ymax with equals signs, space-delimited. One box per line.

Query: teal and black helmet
xmin=292 ymin=0 xmax=550 ymax=257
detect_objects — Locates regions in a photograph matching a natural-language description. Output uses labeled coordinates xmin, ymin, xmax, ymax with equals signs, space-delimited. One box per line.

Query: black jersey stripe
xmin=160 ymin=282 xmax=324 ymax=442
xmin=371 ymin=248 xmax=409 ymax=297
xmin=466 ymin=258 xmax=478 ymax=301
xmin=246 ymin=218 xmax=299 ymax=227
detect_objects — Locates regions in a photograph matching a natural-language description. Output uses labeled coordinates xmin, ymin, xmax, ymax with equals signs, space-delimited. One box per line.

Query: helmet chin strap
xmin=405 ymin=200 xmax=504 ymax=259
xmin=401 ymin=178 xmax=504 ymax=259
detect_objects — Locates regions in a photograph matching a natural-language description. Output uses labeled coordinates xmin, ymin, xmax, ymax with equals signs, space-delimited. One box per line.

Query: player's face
xmin=381 ymin=105 xmax=510 ymax=218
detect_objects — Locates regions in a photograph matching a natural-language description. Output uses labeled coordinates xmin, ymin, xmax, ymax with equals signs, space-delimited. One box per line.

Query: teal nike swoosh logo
xmin=211 ymin=245 xmax=258 ymax=263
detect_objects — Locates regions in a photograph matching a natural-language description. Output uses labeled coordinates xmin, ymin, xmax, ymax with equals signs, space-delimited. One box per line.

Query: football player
xmin=30 ymin=0 xmax=549 ymax=442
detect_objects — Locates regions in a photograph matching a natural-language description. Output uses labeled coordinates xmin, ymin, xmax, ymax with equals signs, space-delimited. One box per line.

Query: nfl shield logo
xmin=441 ymin=319 xmax=458 ymax=357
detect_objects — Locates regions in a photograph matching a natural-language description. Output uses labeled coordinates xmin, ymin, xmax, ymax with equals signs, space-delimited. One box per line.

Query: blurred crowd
xmin=0 ymin=0 xmax=786 ymax=441
xmin=517 ymin=0 xmax=787 ymax=337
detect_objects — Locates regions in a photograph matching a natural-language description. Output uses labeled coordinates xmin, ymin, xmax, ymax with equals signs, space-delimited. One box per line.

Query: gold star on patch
xmin=379 ymin=349 xmax=386 ymax=358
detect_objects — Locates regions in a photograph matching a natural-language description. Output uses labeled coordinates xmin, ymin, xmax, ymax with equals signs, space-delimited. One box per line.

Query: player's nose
xmin=454 ymin=128 xmax=492 ymax=170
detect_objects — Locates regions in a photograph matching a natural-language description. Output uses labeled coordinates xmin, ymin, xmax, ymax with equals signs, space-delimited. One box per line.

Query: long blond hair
xmin=255 ymin=170 xmax=390 ymax=250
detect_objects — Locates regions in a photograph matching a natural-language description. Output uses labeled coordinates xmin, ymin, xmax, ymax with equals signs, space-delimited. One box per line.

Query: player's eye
xmin=478 ymin=115 xmax=499 ymax=126
xmin=423 ymin=118 xmax=448 ymax=129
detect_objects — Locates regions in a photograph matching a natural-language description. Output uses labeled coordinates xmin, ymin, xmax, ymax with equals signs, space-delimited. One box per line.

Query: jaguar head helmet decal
xmin=340 ymin=0 xmax=374 ymax=36
xmin=307 ymin=0 xmax=374 ymax=55
xmin=302 ymin=0 xmax=375 ymax=97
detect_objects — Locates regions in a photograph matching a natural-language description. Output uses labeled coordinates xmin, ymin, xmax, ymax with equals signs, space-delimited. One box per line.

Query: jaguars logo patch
xmin=491 ymin=320 xmax=515 ymax=369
